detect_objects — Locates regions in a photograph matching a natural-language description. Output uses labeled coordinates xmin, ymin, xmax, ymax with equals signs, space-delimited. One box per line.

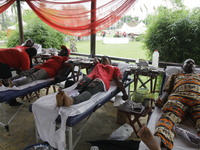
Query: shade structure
xmin=0 ymin=0 xmax=137 ymax=56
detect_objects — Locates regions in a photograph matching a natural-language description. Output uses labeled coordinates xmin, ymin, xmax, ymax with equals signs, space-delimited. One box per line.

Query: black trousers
xmin=73 ymin=76 xmax=104 ymax=104
xmin=0 ymin=63 xmax=12 ymax=79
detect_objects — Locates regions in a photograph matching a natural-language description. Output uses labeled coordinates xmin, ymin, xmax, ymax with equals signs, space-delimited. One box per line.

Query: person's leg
xmin=137 ymin=125 xmax=161 ymax=150
xmin=73 ymin=80 xmax=104 ymax=104
xmin=191 ymin=104 xmax=200 ymax=136
xmin=56 ymin=90 xmax=73 ymax=107
xmin=155 ymin=96 xmax=187 ymax=150
xmin=75 ymin=76 xmax=93 ymax=93
xmin=0 ymin=63 xmax=12 ymax=87
xmin=13 ymin=69 xmax=48 ymax=86
xmin=10 ymin=68 xmax=38 ymax=80
xmin=56 ymin=80 xmax=104 ymax=107
xmin=0 ymin=63 xmax=23 ymax=106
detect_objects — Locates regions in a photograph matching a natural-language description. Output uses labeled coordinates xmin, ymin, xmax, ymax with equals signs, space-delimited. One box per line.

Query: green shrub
xmin=144 ymin=7 xmax=200 ymax=64
xmin=135 ymin=34 xmax=145 ymax=41
xmin=0 ymin=30 xmax=7 ymax=40
xmin=7 ymin=13 xmax=66 ymax=49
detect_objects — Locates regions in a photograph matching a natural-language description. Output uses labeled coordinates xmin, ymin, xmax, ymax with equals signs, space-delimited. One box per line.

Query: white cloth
xmin=32 ymin=62 xmax=131 ymax=150
xmin=0 ymin=78 xmax=54 ymax=92
xmin=32 ymin=82 xmax=118 ymax=150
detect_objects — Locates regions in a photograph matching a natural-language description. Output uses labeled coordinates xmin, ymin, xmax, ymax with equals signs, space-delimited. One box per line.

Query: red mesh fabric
xmin=25 ymin=0 xmax=136 ymax=36
xmin=0 ymin=0 xmax=15 ymax=13
xmin=1 ymin=0 xmax=136 ymax=36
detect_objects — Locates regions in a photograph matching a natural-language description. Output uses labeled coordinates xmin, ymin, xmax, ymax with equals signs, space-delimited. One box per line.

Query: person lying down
xmin=138 ymin=59 xmax=200 ymax=150
xmin=137 ymin=124 xmax=200 ymax=150
xmin=56 ymin=56 xmax=128 ymax=107
xmin=0 ymin=46 xmax=70 ymax=87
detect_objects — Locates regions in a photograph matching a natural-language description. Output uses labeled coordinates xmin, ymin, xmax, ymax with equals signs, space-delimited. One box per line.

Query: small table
xmin=127 ymin=65 xmax=164 ymax=93
xmin=66 ymin=57 xmax=94 ymax=81
xmin=118 ymin=100 xmax=154 ymax=136
xmin=34 ymin=54 xmax=52 ymax=64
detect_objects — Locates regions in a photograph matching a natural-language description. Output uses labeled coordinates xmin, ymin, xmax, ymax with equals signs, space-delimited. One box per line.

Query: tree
xmin=7 ymin=10 xmax=66 ymax=49
xmin=144 ymin=7 xmax=200 ymax=65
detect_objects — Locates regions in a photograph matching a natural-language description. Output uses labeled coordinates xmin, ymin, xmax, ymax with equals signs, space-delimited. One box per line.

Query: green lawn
xmin=67 ymin=40 xmax=149 ymax=60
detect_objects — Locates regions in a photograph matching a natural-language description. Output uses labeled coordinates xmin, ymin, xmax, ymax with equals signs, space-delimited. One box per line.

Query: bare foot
xmin=56 ymin=90 xmax=65 ymax=107
xmin=137 ymin=125 xmax=161 ymax=150
xmin=63 ymin=92 xmax=73 ymax=107
xmin=8 ymin=78 xmax=14 ymax=87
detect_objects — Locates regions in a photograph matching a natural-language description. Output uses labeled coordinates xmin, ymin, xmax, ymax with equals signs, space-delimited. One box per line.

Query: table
xmin=127 ymin=65 xmax=164 ymax=93
xmin=66 ymin=57 xmax=94 ymax=81
xmin=118 ymin=99 xmax=154 ymax=136
xmin=33 ymin=54 xmax=52 ymax=64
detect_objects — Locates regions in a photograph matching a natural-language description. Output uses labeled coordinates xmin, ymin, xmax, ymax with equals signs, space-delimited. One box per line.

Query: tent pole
xmin=16 ymin=0 xmax=24 ymax=44
xmin=90 ymin=0 xmax=96 ymax=58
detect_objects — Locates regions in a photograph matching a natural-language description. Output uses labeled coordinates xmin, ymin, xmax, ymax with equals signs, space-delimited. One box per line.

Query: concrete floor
xmin=0 ymin=86 xmax=147 ymax=150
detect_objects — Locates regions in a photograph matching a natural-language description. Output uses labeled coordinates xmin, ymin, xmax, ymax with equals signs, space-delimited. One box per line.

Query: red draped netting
xmin=1 ymin=0 xmax=136 ymax=37
xmin=25 ymin=0 xmax=136 ymax=36
xmin=0 ymin=0 xmax=16 ymax=13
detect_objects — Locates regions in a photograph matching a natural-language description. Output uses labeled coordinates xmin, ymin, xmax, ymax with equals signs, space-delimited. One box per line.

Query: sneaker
xmin=90 ymin=146 xmax=99 ymax=150
xmin=8 ymin=99 xmax=23 ymax=106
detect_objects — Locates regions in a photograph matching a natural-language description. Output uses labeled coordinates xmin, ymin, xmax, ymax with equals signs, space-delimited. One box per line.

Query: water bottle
xmin=152 ymin=50 xmax=159 ymax=68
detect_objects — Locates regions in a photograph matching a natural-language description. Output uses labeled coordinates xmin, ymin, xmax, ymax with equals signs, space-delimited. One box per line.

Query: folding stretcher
xmin=0 ymin=68 xmax=72 ymax=132
xmin=32 ymin=62 xmax=134 ymax=150
xmin=138 ymin=66 xmax=200 ymax=150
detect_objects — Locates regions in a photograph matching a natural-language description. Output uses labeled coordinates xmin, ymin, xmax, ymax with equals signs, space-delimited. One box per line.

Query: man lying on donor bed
xmin=56 ymin=56 xmax=128 ymax=107
xmin=0 ymin=46 xmax=70 ymax=87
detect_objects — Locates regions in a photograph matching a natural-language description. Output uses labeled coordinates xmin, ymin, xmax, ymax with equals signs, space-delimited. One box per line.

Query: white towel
xmin=0 ymin=78 xmax=54 ymax=92
xmin=32 ymin=82 xmax=117 ymax=150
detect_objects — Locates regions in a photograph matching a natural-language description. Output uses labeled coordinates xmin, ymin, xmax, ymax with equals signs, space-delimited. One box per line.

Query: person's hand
xmin=155 ymin=98 xmax=164 ymax=109
xmin=122 ymin=93 xmax=128 ymax=100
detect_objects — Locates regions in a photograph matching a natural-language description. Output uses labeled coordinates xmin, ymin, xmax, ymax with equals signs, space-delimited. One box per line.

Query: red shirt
xmin=87 ymin=63 xmax=122 ymax=91
xmin=34 ymin=56 xmax=69 ymax=77
xmin=0 ymin=46 xmax=30 ymax=70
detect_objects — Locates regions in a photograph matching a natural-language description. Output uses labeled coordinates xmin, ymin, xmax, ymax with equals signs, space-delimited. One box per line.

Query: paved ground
xmin=0 ymin=86 xmax=147 ymax=150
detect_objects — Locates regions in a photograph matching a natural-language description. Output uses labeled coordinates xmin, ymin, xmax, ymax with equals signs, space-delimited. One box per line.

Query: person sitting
xmin=141 ymin=58 xmax=200 ymax=150
xmin=56 ymin=56 xmax=128 ymax=107
xmin=7 ymin=46 xmax=70 ymax=87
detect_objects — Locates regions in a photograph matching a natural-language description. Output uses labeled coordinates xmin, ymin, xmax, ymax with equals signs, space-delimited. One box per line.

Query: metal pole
xmin=90 ymin=0 xmax=96 ymax=58
xmin=16 ymin=0 xmax=24 ymax=44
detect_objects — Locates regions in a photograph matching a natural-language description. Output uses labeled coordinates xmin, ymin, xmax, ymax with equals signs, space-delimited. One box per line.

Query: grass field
xmin=66 ymin=39 xmax=149 ymax=61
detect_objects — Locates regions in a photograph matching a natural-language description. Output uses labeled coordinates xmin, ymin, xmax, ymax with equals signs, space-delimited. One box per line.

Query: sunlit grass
xmin=67 ymin=40 xmax=149 ymax=60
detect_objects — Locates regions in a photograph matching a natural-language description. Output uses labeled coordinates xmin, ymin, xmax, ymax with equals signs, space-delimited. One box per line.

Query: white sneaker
xmin=90 ymin=146 xmax=99 ymax=150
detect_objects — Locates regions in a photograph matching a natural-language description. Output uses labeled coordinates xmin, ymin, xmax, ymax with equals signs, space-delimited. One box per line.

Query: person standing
xmin=56 ymin=56 xmax=128 ymax=107
xmin=0 ymin=46 xmax=37 ymax=86
xmin=0 ymin=46 xmax=37 ymax=106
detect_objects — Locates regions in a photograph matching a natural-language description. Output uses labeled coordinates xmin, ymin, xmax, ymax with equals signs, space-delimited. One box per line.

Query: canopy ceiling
xmin=0 ymin=0 xmax=136 ymax=37
xmin=0 ymin=0 xmax=136 ymax=57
